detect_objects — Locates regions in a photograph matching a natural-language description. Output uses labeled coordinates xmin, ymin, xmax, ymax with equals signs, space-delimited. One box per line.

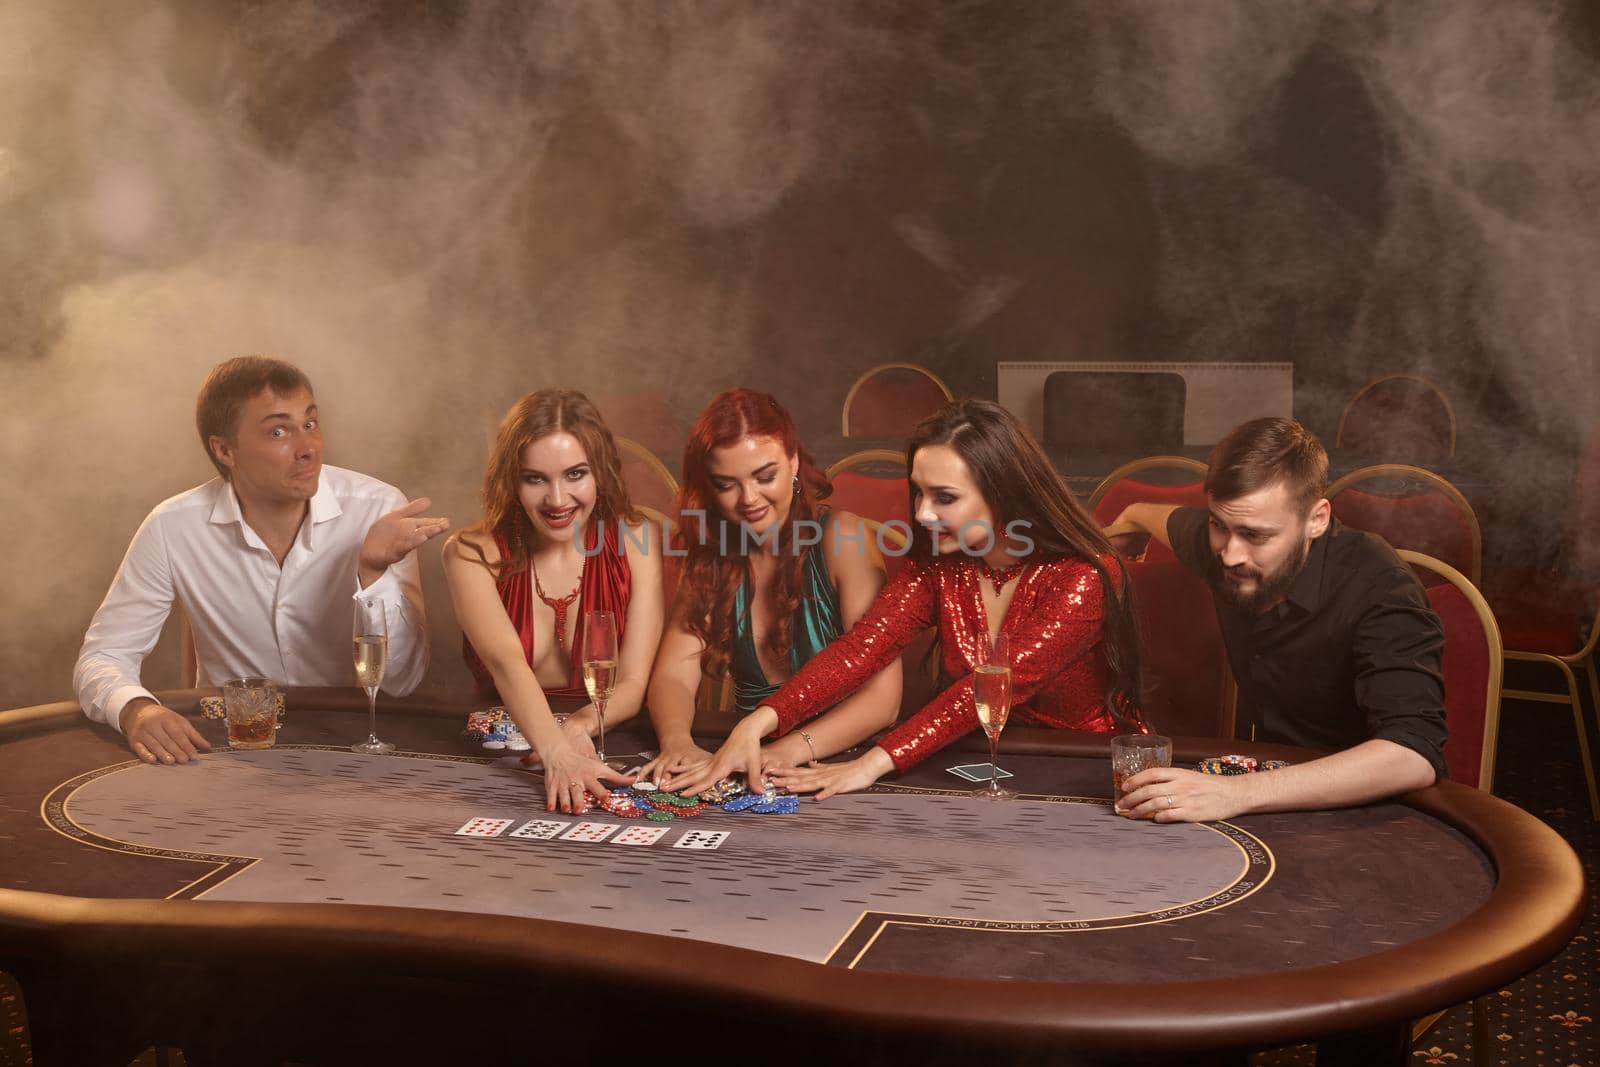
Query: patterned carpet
xmin=2 ymin=693 xmax=1594 ymax=1066
xmin=1252 ymin=691 xmax=1598 ymax=1067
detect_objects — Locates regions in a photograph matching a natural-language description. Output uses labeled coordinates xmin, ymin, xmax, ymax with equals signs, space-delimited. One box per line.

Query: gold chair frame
xmin=840 ymin=363 xmax=953 ymax=438
xmin=826 ymin=448 xmax=911 ymax=552
xmin=1335 ymin=373 xmax=1458 ymax=458
xmin=617 ymin=436 xmax=681 ymax=499
xmin=824 ymin=448 xmax=906 ymax=480
xmin=1396 ymin=550 xmax=1504 ymax=793
xmin=1501 ymin=610 xmax=1600 ymax=820
xmin=1398 ymin=549 xmax=1505 ymax=1045
xmin=1087 ymin=455 xmax=1208 ymax=513
xmin=1327 ymin=463 xmax=1483 ymax=587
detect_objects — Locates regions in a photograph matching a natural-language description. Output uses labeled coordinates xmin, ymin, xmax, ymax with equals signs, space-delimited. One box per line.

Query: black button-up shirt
xmin=1168 ymin=508 xmax=1448 ymax=780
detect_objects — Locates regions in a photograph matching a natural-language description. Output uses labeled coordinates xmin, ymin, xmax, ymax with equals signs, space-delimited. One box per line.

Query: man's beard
xmin=1216 ymin=536 xmax=1311 ymax=613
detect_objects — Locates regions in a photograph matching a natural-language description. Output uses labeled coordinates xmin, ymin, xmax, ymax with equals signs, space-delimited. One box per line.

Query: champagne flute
xmin=581 ymin=610 xmax=618 ymax=764
xmin=973 ymin=633 xmax=1015 ymax=799
xmin=351 ymin=597 xmax=394 ymax=754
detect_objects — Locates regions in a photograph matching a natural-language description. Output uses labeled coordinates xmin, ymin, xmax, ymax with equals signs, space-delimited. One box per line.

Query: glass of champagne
xmin=582 ymin=610 xmax=618 ymax=764
xmin=351 ymin=597 xmax=394 ymax=754
xmin=973 ymin=633 xmax=1015 ymax=799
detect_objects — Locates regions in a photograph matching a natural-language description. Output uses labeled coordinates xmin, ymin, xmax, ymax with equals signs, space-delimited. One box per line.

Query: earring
xmin=792 ymin=474 xmax=801 ymax=496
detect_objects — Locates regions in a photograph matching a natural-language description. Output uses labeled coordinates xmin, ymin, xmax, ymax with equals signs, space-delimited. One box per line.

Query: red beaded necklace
xmin=531 ymin=555 xmax=585 ymax=655
xmin=983 ymin=559 xmax=1029 ymax=594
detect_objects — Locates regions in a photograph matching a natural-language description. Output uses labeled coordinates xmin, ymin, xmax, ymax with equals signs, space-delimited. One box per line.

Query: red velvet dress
xmin=766 ymin=554 xmax=1123 ymax=771
xmin=463 ymin=522 xmax=632 ymax=701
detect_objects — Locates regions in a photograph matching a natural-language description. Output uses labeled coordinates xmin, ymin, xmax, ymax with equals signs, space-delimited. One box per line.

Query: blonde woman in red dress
xmin=444 ymin=389 xmax=664 ymax=813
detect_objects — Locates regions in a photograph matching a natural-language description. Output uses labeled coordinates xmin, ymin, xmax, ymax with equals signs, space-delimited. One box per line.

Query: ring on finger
xmin=1164 ymin=794 xmax=1175 ymax=810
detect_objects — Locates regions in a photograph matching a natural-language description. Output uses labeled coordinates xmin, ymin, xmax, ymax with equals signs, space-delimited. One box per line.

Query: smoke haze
xmin=3 ymin=0 xmax=1597 ymax=707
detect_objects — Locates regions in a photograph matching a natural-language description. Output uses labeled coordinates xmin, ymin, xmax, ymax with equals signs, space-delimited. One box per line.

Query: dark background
xmin=4 ymin=0 xmax=1598 ymax=707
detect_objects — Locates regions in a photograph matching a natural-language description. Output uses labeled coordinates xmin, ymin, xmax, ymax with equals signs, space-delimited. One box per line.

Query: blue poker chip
xmin=751 ymin=796 xmax=800 ymax=815
xmin=721 ymin=794 xmax=763 ymax=813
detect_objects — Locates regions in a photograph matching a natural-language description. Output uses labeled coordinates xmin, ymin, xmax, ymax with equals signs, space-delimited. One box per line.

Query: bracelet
xmin=797 ymin=729 xmax=818 ymax=763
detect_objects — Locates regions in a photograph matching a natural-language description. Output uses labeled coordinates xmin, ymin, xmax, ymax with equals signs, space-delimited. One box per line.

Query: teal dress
xmin=731 ymin=528 xmax=843 ymax=714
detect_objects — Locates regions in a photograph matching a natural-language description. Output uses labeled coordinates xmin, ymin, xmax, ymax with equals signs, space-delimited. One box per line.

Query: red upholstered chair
xmin=1089 ymin=456 xmax=1209 ymax=565
xmin=616 ymin=437 xmax=680 ymax=530
xmin=825 ymin=449 xmax=912 ymax=577
xmin=592 ymin=391 xmax=682 ymax=464
xmin=1484 ymin=428 xmax=1600 ymax=818
xmin=840 ymin=363 xmax=952 ymax=440
xmin=1328 ymin=464 xmax=1482 ymax=586
xmin=1336 ymin=373 xmax=1456 ymax=465
xmin=1125 ymin=559 xmax=1235 ymax=739
xmin=1398 ymin=550 xmax=1503 ymax=792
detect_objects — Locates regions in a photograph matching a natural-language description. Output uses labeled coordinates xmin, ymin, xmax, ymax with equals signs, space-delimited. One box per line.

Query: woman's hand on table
xmin=767 ymin=747 xmax=894 ymax=801
xmin=639 ymin=738 xmax=715 ymax=788
xmin=541 ymin=742 xmax=634 ymax=814
xmin=666 ymin=714 xmax=769 ymax=797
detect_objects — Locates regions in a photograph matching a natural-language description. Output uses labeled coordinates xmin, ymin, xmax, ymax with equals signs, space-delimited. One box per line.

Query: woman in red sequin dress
xmin=443 ymin=390 xmax=664 ymax=813
xmin=696 ymin=398 xmax=1144 ymax=798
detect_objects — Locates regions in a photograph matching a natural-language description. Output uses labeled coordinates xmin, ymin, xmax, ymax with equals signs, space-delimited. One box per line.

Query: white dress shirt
xmin=74 ymin=465 xmax=429 ymax=731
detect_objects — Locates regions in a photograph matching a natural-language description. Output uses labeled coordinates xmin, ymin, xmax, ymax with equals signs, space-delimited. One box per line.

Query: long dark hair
xmin=676 ymin=389 xmax=832 ymax=679
xmin=907 ymin=399 xmax=1142 ymax=722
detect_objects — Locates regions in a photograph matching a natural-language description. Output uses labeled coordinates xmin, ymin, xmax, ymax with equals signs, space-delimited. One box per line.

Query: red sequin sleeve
xmin=765 ymin=560 xmax=938 ymax=736
xmin=877 ymin=562 xmax=1107 ymax=772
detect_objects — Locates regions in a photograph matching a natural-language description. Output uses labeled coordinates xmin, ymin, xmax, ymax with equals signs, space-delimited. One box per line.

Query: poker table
xmin=0 ymin=690 xmax=1583 ymax=1066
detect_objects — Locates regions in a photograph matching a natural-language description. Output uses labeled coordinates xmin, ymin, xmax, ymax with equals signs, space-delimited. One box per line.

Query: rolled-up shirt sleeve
xmin=1352 ymin=567 xmax=1449 ymax=781
xmin=1166 ymin=506 xmax=1213 ymax=576
xmin=73 ymin=510 xmax=175 ymax=732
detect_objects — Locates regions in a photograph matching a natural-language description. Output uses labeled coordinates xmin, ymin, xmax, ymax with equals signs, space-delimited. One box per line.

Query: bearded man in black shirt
xmin=1106 ymin=417 xmax=1447 ymax=823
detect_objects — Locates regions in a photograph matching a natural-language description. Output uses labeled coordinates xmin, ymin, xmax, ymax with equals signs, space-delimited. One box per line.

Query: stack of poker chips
xmin=1196 ymin=755 xmax=1290 ymax=776
xmin=462 ymin=708 xmax=530 ymax=752
xmin=575 ymin=777 xmax=800 ymax=819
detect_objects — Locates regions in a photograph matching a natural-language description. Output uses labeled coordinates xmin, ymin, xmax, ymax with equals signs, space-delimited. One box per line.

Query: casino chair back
xmin=1089 ymin=456 xmax=1208 ymax=565
xmin=1397 ymin=550 xmax=1503 ymax=792
xmin=1484 ymin=424 xmax=1600 ymax=818
xmin=1125 ymin=559 xmax=1235 ymax=739
xmin=1328 ymin=464 xmax=1482 ymax=587
xmin=592 ymin=390 xmax=682 ymax=463
xmin=617 ymin=437 xmax=680 ymax=531
xmin=840 ymin=362 xmax=953 ymax=440
xmin=824 ymin=449 xmax=912 ymax=577
xmin=1336 ymin=373 xmax=1456 ymax=465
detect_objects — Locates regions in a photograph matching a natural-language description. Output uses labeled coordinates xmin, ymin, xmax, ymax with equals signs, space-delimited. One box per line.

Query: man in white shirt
xmin=74 ymin=356 xmax=450 ymax=764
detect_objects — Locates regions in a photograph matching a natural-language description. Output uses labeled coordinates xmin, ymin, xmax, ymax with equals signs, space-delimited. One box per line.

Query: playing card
xmin=509 ymin=819 xmax=568 ymax=840
xmin=453 ymin=817 xmax=514 ymax=838
xmin=947 ymin=763 xmax=1013 ymax=782
xmin=672 ymin=829 xmax=730 ymax=851
xmin=611 ymin=825 xmax=669 ymax=847
xmin=559 ymin=821 xmax=617 ymax=843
